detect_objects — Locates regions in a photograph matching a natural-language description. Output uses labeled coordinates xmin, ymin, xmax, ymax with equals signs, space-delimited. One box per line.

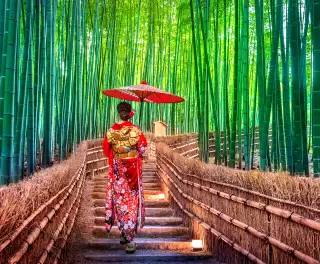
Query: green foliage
xmin=0 ymin=0 xmax=318 ymax=184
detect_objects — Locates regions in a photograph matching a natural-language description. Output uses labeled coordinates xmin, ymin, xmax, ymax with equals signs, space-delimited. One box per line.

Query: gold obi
xmin=107 ymin=125 xmax=140 ymax=159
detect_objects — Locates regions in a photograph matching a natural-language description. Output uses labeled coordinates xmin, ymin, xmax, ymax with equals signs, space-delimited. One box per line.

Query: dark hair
xmin=117 ymin=102 xmax=132 ymax=121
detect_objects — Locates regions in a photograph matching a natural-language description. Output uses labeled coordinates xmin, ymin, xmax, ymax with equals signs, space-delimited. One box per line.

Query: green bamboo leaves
xmin=0 ymin=0 xmax=319 ymax=184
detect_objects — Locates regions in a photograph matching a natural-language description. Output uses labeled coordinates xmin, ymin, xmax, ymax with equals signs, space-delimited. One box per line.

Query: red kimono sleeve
xmin=102 ymin=134 xmax=113 ymax=167
xmin=137 ymin=132 xmax=148 ymax=156
xmin=102 ymin=135 xmax=110 ymax=157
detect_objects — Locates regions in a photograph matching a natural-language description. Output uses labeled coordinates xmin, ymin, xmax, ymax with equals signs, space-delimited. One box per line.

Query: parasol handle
xmin=139 ymin=99 xmax=144 ymax=128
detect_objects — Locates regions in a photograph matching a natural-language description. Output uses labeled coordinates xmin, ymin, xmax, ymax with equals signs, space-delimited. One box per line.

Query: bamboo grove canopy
xmin=0 ymin=0 xmax=319 ymax=184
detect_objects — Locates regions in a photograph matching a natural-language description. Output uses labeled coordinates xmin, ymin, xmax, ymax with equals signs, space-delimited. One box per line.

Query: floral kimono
xmin=102 ymin=121 xmax=147 ymax=242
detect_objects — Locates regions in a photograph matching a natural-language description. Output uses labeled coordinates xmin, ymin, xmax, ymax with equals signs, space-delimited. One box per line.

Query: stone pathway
xmin=64 ymin=160 xmax=217 ymax=263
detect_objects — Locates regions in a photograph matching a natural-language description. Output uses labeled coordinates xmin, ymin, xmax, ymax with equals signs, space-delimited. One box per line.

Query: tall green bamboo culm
xmin=261 ymin=0 xmax=281 ymax=171
xmin=312 ymin=0 xmax=320 ymax=177
xmin=242 ymin=0 xmax=250 ymax=170
xmin=0 ymin=0 xmax=9 ymax=173
xmin=1 ymin=0 xmax=19 ymax=183
xmin=228 ymin=0 xmax=239 ymax=168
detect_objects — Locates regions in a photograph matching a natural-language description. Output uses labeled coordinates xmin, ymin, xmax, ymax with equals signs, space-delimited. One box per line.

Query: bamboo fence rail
xmin=85 ymin=146 xmax=109 ymax=178
xmin=156 ymin=146 xmax=320 ymax=264
xmin=0 ymin=164 xmax=86 ymax=263
xmin=87 ymin=149 xmax=104 ymax=155
xmin=157 ymin=163 xmax=266 ymax=264
xmin=0 ymin=166 xmax=83 ymax=254
xmin=162 ymin=154 xmax=320 ymax=214
xmin=36 ymin=169 xmax=85 ymax=264
xmin=157 ymin=161 xmax=319 ymax=264
xmin=0 ymin=141 xmax=102 ymax=264
xmin=7 ymin=166 xmax=85 ymax=263
xmin=0 ymin=141 xmax=110 ymax=264
xmin=171 ymin=128 xmax=272 ymax=160
xmin=86 ymin=157 xmax=107 ymax=164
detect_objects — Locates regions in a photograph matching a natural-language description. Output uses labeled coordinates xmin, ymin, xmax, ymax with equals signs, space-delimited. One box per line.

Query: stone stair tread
xmin=143 ymin=189 xmax=163 ymax=194
xmin=93 ymin=179 xmax=160 ymax=183
xmin=142 ymin=178 xmax=159 ymax=183
xmin=89 ymin=237 xmax=191 ymax=244
xmin=92 ymin=187 xmax=162 ymax=192
xmin=85 ymin=249 xmax=212 ymax=262
xmin=143 ymin=182 xmax=161 ymax=187
xmin=93 ymin=177 xmax=156 ymax=180
xmin=93 ymin=199 xmax=169 ymax=208
xmin=94 ymin=216 xmax=183 ymax=226
xmin=92 ymin=182 xmax=160 ymax=186
xmin=93 ymin=190 xmax=163 ymax=196
xmin=94 ymin=207 xmax=174 ymax=217
xmin=86 ymin=160 xmax=214 ymax=263
xmin=93 ymin=193 xmax=165 ymax=200
xmin=87 ymin=237 xmax=192 ymax=250
xmin=93 ymin=173 xmax=157 ymax=180
xmin=93 ymin=225 xmax=188 ymax=238
xmin=93 ymin=185 xmax=161 ymax=191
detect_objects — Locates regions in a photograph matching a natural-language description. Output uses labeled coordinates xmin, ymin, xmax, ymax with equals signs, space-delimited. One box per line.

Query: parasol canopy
xmin=102 ymin=81 xmax=185 ymax=103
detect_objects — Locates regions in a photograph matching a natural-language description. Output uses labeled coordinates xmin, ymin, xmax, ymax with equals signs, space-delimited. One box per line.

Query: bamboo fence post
xmin=155 ymin=146 xmax=320 ymax=264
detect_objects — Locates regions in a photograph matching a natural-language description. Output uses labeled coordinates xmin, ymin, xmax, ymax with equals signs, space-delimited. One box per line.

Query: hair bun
xmin=117 ymin=102 xmax=132 ymax=121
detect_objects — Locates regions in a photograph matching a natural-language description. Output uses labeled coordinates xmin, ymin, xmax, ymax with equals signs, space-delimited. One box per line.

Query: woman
xmin=102 ymin=102 xmax=147 ymax=254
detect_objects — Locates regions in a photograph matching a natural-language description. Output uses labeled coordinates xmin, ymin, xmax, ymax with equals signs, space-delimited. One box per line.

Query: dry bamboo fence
xmin=0 ymin=139 xmax=107 ymax=264
xmin=170 ymin=128 xmax=272 ymax=160
xmin=156 ymin=141 xmax=320 ymax=264
xmin=0 ymin=160 xmax=86 ymax=263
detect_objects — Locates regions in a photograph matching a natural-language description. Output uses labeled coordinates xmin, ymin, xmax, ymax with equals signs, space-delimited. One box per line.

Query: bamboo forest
xmin=0 ymin=0 xmax=319 ymax=185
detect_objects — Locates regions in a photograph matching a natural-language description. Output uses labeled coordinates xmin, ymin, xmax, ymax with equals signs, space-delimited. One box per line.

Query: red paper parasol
xmin=102 ymin=81 xmax=185 ymax=103
xmin=102 ymin=81 xmax=184 ymax=125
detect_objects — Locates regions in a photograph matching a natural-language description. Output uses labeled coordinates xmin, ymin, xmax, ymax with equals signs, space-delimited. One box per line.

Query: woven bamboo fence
xmin=169 ymin=129 xmax=271 ymax=160
xmin=156 ymin=141 xmax=320 ymax=264
xmin=0 ymin=140 xmax=104 ymax=264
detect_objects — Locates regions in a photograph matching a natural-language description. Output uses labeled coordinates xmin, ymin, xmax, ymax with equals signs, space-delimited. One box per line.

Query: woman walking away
xmin=102 ymin=102 xmax=147 ymax=254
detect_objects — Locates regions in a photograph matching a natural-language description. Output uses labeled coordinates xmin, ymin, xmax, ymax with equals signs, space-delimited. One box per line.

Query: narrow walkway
xmin=65 ymin=160 xmax=218 ymax=263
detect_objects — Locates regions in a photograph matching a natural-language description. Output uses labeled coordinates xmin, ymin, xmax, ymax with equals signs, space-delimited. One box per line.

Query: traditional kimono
xmin=102 ymin=121 xmax=147 ymax=242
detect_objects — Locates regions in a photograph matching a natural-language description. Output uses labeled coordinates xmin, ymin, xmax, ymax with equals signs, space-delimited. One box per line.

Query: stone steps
xmin=83 ymin=161 xmax=214 ymax=263
xmin=93 ymin=185 xmax=161 ymax=192
xmin=93 ymin=226 xmax=189 ymax=238
xmin=93 ymin=177 xmax=159 ymax=183
xmin=93 ymin=199 xmax=170 ymax=208
xmin=142 ymin=177 xmax=159 ymax=183
xmin=87 ymin=237 xmax=191 ymax=250
xmin=85 ymin=249 xmax=212 ymax=262
xmin=94 ymin=207 xmax=174 ymax=217
xmin=94 ymin=216 xmax=183 ymax=226
xmin=92 ymin=191 xmax=164 ymax=200
xmin=92 ymin=182 xmax=161 ymax=189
